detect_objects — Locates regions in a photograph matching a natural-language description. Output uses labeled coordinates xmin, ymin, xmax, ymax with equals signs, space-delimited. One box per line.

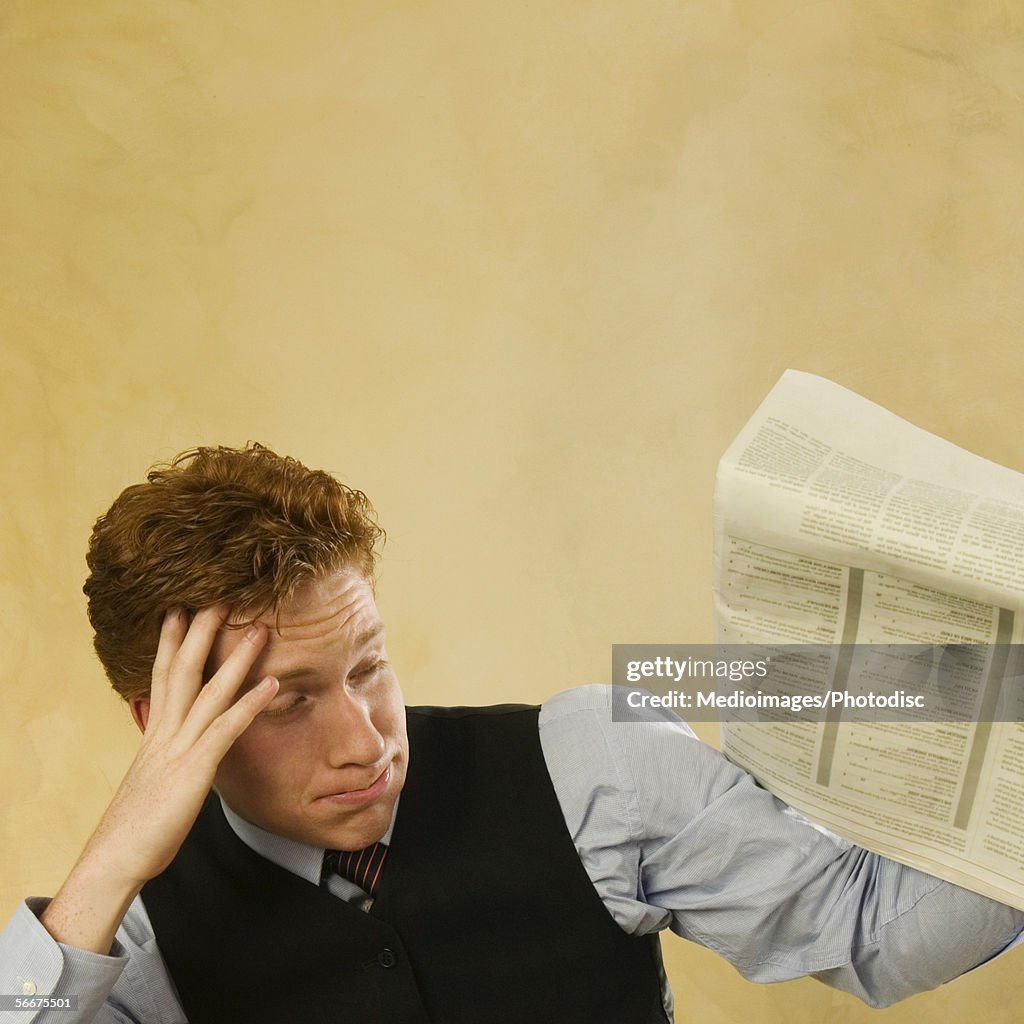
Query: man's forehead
xmin=219 ymin=570 xmax=381 ymax=645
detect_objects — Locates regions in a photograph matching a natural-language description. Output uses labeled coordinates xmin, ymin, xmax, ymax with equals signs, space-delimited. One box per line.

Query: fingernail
xmin=256 ymin=676 xmax=277 ymax=692
xmin=244 ymin=623 xmax=261 ymax=642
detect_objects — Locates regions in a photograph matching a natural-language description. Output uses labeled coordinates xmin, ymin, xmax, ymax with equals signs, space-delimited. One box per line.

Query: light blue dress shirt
xmin=2 ymin=685 xmax=1023 ymax=1023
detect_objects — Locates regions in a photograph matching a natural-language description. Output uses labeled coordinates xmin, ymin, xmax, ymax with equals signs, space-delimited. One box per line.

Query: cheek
xmin=217 ymin=729 xmax=296 ymax=795
xmin=381 ymin=688 xmax=409 ymax=758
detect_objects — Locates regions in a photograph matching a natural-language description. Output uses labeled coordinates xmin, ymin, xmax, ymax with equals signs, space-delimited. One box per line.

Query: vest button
xmin=377 ymin=948 xmax=397 ymax=969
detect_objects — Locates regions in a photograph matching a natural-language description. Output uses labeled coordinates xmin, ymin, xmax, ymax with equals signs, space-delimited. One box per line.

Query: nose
xmin=323 ymin=688 xmax=388 ymax=769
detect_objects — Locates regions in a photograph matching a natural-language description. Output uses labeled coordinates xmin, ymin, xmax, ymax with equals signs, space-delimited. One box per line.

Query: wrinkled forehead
xmin=210 ymin=568 xmax=380 ymax=667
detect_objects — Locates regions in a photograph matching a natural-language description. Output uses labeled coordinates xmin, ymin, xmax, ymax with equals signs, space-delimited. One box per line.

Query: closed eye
xmin=261 ymin=694 xmax=308 ymax=718
xmin=352 ymin=658 xmax=388 ymax=681
xmin=260 ymin=660 xmax=389 ymax=718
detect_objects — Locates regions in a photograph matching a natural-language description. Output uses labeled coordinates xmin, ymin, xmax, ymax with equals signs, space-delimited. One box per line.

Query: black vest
xmin=143 ymin=705 xmax=667 ymax=1023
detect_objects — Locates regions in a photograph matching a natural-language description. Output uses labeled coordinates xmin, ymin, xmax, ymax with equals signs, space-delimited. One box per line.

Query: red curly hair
xmin=83 ymin=443 xmax=384 ymax=700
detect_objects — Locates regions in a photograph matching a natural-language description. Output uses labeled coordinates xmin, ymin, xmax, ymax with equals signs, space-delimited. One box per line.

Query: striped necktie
xmin=322 ymin=842 xmax=388 ymax=895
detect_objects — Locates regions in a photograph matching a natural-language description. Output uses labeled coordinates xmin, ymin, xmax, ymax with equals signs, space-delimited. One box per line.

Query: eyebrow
xmin=355 ymin=622 xmax=385 ymax=647
xmin=271 ymin=621 xmax=386 ymax=685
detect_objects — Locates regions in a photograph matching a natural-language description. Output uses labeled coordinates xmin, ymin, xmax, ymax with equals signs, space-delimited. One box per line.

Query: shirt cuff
xmin=0 ymin=898 xmax=128 ymax=1024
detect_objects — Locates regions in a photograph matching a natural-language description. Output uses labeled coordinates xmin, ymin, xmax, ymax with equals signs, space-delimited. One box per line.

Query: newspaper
xmin=712 ymin=370 xmax=1024 ymax=910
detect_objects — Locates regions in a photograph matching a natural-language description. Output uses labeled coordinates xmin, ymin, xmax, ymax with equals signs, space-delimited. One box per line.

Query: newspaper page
xmin=712 ymin=370 xmax=1024 ymax=910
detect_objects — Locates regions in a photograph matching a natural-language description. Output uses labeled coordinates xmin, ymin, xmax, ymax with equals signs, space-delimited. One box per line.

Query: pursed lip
xmin=314 ymin=762 xmax=393 ymax=808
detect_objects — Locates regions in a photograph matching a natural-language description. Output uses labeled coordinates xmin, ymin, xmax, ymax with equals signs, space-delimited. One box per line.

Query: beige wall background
xmin=3 ymin=1 xmax=1023 ymax=1020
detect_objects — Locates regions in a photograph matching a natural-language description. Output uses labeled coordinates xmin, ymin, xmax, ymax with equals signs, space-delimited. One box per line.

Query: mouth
xmin=315 ymin=762 xmax=393 ymax=809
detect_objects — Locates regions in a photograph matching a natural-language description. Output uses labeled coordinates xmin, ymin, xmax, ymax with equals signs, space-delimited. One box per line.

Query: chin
xmin=317 ymin=807 xmax=394 ymax=851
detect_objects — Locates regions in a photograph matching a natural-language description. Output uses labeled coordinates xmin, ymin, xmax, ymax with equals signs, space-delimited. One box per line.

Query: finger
xmin=147 ymin=607 xmax=188 ymax=725
xmin=177 ymin=621 xmax=270 ymax=744
xmin=194 ymin=675 xmax=280 ymax=766
xmin=159 ymin=604 xmax=231 ymax=723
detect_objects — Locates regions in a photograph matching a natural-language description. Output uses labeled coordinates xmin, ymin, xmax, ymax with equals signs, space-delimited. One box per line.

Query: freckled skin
xmin=39 ymin=570 xmax=408 ymax=956
xmin=209 ymin=569 xmax=409 ymax=851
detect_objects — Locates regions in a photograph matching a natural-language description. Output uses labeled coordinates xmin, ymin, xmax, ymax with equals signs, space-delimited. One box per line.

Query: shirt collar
xmin=218 ymin=794 xmax=399 ymax=886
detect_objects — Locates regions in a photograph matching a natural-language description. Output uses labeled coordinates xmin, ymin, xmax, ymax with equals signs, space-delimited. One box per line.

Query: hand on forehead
xmin=206 ymin=570 xmax=381 ymax=681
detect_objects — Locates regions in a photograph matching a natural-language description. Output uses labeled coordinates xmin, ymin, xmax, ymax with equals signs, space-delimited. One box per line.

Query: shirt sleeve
xmin=0 ymin=898 xmax=186 ymax=1024
xmin=0 ymin=899 xmax=131 ymax=1024
xmin=538 ymin=685 xmax=1024 ymax=1008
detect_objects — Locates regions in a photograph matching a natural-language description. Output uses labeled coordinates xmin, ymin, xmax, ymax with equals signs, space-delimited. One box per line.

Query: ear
xmin=129 ymin=695 xmax=151 ymax=734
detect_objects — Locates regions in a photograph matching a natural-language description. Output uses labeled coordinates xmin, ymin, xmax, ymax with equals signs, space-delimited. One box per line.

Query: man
xmin=2 ymin=443 xmax=1023 ymax=1023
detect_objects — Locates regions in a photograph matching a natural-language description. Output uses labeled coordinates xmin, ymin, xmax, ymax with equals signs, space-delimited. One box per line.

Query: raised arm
xmin=42 ymin=606 xmax=279 ymax=952
xmin=539 ymin=685 xmax=1024 ymax=1009
xmin=1 ymin=606 xmax=279 ymax=1024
